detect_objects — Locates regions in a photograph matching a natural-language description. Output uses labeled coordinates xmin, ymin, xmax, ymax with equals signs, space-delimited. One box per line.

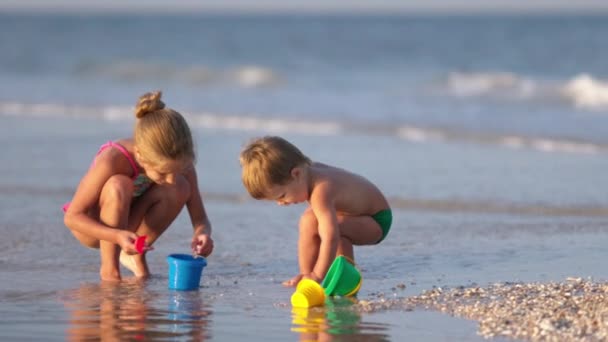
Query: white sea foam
xmin=445 ymin=71 xmax=536 ymax=98
xmin=500 ymin=136 xmax=599 ymax=155
xmin=529 ymin=138 xmax=599 ymax=154
xmin=190 ymin=113 xmax=341 ymax=135
xmin=0 ymin=101 xmax=604 ymax=155
xmin=499 ymin=135 xmax=599 ymax=154
xmin=561 ymin=74 xmax=608 ymax=110
xmin=397 ymin=126 xmax=444 ymax=142
xmin=228 ymin=66 xmax=281 ymax=88
xmin=443 ymin=71 xmax=608 ymax=110
xmin=75 ymin=61 xmax=281 ymax=88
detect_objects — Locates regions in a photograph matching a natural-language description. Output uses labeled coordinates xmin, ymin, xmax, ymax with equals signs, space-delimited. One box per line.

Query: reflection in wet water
xmin=60 ymin=278 xmax=212 ymax=341
xmin=291 ymin=297 xmax=390 ymax=341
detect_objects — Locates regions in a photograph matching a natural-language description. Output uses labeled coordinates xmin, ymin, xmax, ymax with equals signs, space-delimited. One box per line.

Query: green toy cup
xmin=321 ymin=256 xmax=362 ymax=297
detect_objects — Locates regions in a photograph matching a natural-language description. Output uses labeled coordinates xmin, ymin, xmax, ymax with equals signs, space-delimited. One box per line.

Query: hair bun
xmin=134 ymin=91 xmax=166 ymax=118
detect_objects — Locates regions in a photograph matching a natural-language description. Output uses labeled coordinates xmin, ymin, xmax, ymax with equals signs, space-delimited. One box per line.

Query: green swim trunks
xmin=372 ymin=209 xmax=392 ymax=243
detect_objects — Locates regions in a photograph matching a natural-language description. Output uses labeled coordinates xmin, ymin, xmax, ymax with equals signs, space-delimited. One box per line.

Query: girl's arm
xmin=184 ymin=166 xmax=214 ymax=256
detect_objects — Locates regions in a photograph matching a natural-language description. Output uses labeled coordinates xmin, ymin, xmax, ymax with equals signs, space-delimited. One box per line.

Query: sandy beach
xmin=1 ymin=115 xmax=607 ymax=341
xmin=360 ymin=278 xmax=608 ymax=341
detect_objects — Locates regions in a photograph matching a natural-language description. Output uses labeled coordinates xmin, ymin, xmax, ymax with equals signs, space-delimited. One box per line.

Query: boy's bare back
xmin=308 ymin=162 xmax=390 ymax=216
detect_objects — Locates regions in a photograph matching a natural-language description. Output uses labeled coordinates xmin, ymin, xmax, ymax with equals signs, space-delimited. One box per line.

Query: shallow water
xmin=2 ymin=12 xmax=608 ymax=341
xmin=1 ymin=114 xmax=608 ymax=340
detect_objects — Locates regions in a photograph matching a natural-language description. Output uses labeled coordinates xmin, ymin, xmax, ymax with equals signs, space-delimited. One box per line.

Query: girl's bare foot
xmin=119 ymin=251 xmax=150 ymax=278
xmin=100 ymin=266 xmax=121 ymax=282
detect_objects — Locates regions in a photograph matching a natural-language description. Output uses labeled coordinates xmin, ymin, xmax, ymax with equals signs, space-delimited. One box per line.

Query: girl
xmin=63 ymin=91 xmax=213 ymax=281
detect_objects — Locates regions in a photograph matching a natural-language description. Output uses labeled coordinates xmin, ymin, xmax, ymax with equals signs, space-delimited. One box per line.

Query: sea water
xmin=1 ymin=13 xmax=608 ymax=341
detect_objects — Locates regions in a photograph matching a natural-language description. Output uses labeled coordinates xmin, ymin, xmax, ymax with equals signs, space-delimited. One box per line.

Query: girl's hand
xmin=116 ymin=231 xmax=153 ymax=255
xmin=191 ymin=233 xmax=214 ymax=257
xmin=116 ymin=230 xmax=140 ymax=255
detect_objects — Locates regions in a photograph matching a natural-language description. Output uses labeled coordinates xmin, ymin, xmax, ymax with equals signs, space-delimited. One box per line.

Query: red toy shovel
xmin=135 ymin=235 xmax=147 ymax=254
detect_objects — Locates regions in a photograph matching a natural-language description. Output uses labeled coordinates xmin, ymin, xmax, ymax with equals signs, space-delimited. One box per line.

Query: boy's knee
xmin=298 ymin=208 xmax=318 ymax=231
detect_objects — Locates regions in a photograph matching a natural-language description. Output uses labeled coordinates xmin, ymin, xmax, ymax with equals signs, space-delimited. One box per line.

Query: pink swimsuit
xmin=62 ymin=141 xmax=153 ymax=212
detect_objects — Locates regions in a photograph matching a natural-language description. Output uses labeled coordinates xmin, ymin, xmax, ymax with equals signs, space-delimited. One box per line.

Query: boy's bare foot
xmin=282 ymin=274 xmax=304 ymax=287
xmin=119 ymin=251 xmax=150 ymax=278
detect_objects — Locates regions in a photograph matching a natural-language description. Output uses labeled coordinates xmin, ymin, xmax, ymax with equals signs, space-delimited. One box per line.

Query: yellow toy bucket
xmin=291 ymin=278 xmax=326 ymax=308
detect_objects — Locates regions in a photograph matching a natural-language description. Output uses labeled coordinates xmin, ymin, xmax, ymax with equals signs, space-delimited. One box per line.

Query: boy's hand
xmin=282 ymin=273 xmax=322 ymax=287
xmin=282 ymin=274 xmax=304 ymax=287
xmin=191 ymin=233 xmax=214 ymax=257
xmin=303 ymin=272 xmax=323 ymax=283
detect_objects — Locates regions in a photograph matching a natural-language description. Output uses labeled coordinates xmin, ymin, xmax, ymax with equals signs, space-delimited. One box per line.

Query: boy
xmin=239 ymin=136 xmax=392 ymax=286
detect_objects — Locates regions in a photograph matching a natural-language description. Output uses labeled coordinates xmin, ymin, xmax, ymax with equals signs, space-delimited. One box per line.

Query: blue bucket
xmin=167 ymin=254 xmax=207 ymax=291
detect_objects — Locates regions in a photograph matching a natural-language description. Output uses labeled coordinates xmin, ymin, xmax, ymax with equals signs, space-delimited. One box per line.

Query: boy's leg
xmin=119 ymin=174 xmax=191 ymax=277
xmin=336 ymin=236 xmax=354 ymax=262
xmin=97 ymin=175 xmax=134 ymax=281
xmin=284 ymin=210 xmax=382 ymax=286
xmin=335 ymin=215 xmax=383 ymax=264
xmin=336 ymin=215 xmax=383 ymax=247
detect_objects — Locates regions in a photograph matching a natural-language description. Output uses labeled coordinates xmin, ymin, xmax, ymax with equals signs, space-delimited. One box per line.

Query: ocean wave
xmin=444 ymin=71 xmax=536 ymax=98
xmin=0 ymin=101 xmax=606 ymax=155
xmin=442 ymin=71 xmax=608 ymax=110
xmin=74 ymin=61 xmax=281 ymax=88
xmin=561 ymin=74 xmax=608 ymax=109
xmin=394 ymin=126 xmax=603 ymax=155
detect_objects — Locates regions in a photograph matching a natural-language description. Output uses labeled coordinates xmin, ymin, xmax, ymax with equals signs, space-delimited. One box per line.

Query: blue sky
xmin=2 ymin=0 xmax=608 ymax=13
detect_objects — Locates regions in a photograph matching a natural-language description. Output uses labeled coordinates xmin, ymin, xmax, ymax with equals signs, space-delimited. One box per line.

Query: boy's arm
xmin=309 ymin=191 xmax=340 ymax=282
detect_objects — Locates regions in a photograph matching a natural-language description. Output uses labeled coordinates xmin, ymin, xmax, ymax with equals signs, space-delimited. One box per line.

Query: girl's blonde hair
xmin=239 ymin=136 xmax=311 ymax=199
xmin=133 ymin=91 xmax=195 ymax=166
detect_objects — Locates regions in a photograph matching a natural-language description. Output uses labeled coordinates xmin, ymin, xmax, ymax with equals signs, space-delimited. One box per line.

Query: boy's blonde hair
xmin=133 ymin=91 xmax=195 ymax=166
xmin=240 ymin=136 xmax=311 ymax=199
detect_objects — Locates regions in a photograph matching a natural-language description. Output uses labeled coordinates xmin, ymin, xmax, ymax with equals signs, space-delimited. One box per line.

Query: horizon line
xmin=3 ymin=2 xmax=608 ymax=15
xmin=3 ymin=8 xmax=608 ymax=16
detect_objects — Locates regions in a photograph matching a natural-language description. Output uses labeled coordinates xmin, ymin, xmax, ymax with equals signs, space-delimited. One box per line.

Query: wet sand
xmin=2 ymin=115 xmax=608 ymax=341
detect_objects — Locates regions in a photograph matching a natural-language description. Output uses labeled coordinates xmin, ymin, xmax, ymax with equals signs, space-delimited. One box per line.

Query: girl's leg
xmin=69 ymin=226 xmax=100 ymax=249
xmin=97 ymin=175 xmax=135 ymax=281
xmin=119 ymin=174 xmax=191 ymax=277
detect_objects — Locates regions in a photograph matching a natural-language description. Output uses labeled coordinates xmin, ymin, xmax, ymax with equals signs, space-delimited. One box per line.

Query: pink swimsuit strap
xmin=97 ymin=141 xmax=139 ymax=179
xmin=63 ymin=141 xmax=142 ymax=213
